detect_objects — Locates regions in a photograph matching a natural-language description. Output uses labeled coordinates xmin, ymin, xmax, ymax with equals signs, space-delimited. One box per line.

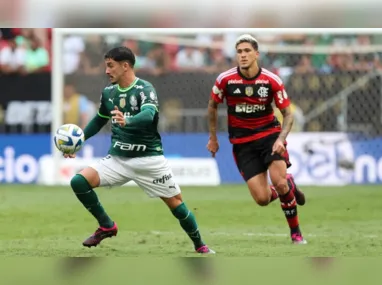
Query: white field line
xmin=0 ymin=231 xmax=378 ymax=245
xmin=150 ymin=231 xmax=379 ymax=239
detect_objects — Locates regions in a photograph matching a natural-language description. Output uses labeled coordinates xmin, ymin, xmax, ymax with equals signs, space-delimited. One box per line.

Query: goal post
xmin=51 ymin=29 xmax=64 ymax=185
xmin=48 ymin=28 xmax=382 ymax=186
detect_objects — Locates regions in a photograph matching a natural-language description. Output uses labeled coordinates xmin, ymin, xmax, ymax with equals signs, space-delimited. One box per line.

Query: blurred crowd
xmin=2 ymin=29 xmax=381 ymax=77
xmin=1 ymin=29 xmax=379 ymax=134
xmin=0 ymin=28 xmax=51 ymax=75
xmin=61 ymin=32 xmax=382 ymax=134
xmin=63 ymin=33 xmax=382 ymax=76
xmin=2 ymin=0 xmax=381 ymax=28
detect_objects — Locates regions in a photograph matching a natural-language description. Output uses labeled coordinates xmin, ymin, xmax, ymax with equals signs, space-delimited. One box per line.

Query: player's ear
xmin=123 ymin=61 xmax=130 ymax=70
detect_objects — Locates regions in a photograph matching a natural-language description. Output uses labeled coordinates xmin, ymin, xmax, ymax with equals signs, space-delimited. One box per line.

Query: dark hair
xmin=104 ymin=46 xmax=136 ymax=67
xmin=235 ymin=34 xmax=259 ymax=51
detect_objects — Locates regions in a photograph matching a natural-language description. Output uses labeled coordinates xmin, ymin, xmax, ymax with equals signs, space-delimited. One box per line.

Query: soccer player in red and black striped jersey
xmin=207 ymin=34 xmax=307 ymax=244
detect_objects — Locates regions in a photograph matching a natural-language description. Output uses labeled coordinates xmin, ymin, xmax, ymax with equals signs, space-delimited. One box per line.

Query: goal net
xmin=45 ymin=28 xmax=382 ymax=186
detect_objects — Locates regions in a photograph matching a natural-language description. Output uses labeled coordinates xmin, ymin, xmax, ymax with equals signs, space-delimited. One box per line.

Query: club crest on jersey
xmin=119 ymin=98 xmax=126 ymax=108
xmin=129 ymin=95 xmax=137 ymax=107
xmin=245 ymin=86 xmax=254 ymax=97
xmin=257 ymin=86 xmax=269 ymax=98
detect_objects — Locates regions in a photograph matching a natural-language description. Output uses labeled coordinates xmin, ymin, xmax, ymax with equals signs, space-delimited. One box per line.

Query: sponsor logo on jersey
xmin=113 ymin=141 xmax=147 ymax=151
xmin=134 ymin=85 xmax=144 ymax=89
xmin=235 ymin=103 xmax=266 ymax=113
xmin=152 ymin=173 xmax=173 ymax=184
xmin=245 ymin=86 xmax=254 ymax=96
xmin=119 ymin=94 xmax=127 ymax=97
xmin=129 ymin=95 xmax=137 ymax=107
xmin=228 ymin=79 xmax=243 ymax=85
xmin=112 ymin=112 xmax=132 ymax=124
xmin=124 ymin=112 xmax=132 ymax=118
xmin=255 ymin=79 xmax=269 ymax=84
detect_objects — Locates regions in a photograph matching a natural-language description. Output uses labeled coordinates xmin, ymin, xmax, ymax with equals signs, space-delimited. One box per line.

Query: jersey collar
xmin=117 ymin=77 xmax=139 ymax=92
xmin=237 ymin=66 xmax=262 ymax=81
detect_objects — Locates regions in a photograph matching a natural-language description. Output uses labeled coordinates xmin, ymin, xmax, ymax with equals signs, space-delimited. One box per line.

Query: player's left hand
xmin=272 ymin=138 xmax=286 ymax=155
xmin=111 ymin=106 xmax=126 ymax=127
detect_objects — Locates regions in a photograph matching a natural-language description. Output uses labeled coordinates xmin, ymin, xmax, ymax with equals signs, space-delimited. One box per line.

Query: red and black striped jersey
xmin=210 ymin=66 xmax=290 ymax=144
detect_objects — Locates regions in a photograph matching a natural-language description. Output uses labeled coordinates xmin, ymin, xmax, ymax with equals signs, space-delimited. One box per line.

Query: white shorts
xmin=89 ymin=155 xmax=181 ymax=198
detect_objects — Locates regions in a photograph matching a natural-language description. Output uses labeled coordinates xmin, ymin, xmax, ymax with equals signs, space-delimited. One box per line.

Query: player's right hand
xmin=207 ymin=139 xmax=219 ymax=157
xmin=63 ymin=153 xmax=76 ymax=158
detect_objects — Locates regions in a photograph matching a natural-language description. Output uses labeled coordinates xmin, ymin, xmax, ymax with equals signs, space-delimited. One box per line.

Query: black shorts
xmin=232 ymin=133 xmax=291 ymax=181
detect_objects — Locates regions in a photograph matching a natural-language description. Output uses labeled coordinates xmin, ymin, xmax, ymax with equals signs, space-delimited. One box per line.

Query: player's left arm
xmin=125 ymin=106 xmax=156 ymax=126
xmin=278 ymin=106 xmax=294 ymax=142
xmin=126 ymin=86 xmax=159 ymax=126
xmin=273 ymin=81 xmax=294 ymax=143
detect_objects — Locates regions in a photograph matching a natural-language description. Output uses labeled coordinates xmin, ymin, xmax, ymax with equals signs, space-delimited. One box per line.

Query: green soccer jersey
xmin=97 ymin=77 xmax=163 ymax=158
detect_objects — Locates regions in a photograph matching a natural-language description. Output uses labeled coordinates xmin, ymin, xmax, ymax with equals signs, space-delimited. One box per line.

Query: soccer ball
xmin=54 ymin=124 xmax=85 ymax=154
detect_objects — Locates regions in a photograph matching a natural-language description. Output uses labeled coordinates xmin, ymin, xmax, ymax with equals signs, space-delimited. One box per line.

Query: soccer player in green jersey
xmin=64 ymin=47 xmax=214 ymax=254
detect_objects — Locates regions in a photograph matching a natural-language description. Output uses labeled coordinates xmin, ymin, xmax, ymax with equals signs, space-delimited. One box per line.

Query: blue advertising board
xmin=0 ymin=135 xmax=50 ymax=183
xmin=1 ymin=133 xmax=382 ymax=185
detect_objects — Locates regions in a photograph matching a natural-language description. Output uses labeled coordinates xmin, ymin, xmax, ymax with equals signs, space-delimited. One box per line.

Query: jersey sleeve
xmin=97 ymin=91 xmax=110 ymax=119
xmin=271 ymin=77 xmax=290 ymax=110
xmin=139 ymin=86 xmax=159 ymax=112
xmin=210 ymin=78 xmax=225 ymax=104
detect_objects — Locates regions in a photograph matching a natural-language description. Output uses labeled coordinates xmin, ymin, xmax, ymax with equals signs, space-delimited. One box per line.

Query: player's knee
xmin=274 ymin=179 xmax=288 ymax=195
xmin=249 ymin=188 xmax=270 ymax=206
xmin=70 ymin=174 xmax=79 ymax=189
xmin=254 ymin=195 xmax=270 ymax=206
xmin=70 ymin=174 xmax=90 ymax=194
xmin=161 ymin=194 xmax=183 ymax=210
xmin=248 ymin=185 xmax=270 ymax=206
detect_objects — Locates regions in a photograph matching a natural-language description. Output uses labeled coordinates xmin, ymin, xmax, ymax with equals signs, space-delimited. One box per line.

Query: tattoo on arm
xmin=208 ymin=99 xmax=219 ymax=140
xmin=278 ymin=107 xmax=294 ymax=142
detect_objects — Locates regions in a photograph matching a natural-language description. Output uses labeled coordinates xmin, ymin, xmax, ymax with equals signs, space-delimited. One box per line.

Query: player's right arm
xmin=83 ymin=91 xmax=110 ymax=141
xmin=64 ymin=91 xmax=110 ymax=159
xmin=207 ymin=79 xmax=225 ymax=157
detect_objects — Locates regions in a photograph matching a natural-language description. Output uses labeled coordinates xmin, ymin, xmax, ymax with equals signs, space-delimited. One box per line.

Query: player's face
xmin=105 ymin=58 xmax=128 ymax=84
xmin=236 ymin=42 xmax=259 ymax=70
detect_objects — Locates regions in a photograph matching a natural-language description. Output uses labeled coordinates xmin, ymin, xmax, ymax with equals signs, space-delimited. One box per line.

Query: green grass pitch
xmin=0 ymin=184 xmax=381 ymax=257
